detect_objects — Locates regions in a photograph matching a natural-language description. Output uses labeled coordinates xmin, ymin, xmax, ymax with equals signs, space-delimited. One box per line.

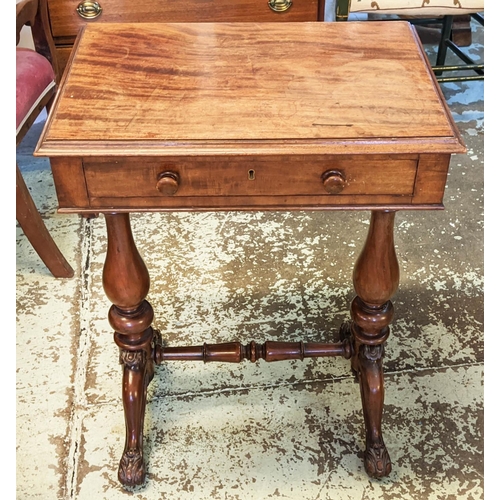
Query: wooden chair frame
xmin=16 ymin=0 xmax=74 ymax=278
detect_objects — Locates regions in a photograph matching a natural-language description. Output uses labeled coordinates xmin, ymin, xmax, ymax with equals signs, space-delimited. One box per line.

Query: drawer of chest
xmin=48 ymin=0 xmax=321 ymax=40
xmin=83 ymin=155 xmax=418 ymax=200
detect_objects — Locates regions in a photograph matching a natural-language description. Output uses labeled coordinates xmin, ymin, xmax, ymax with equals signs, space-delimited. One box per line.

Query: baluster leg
xmin=102 ymin=213 xmax=155 ymax=486
xmin=350 ymin=210 xmax=399 ymax=478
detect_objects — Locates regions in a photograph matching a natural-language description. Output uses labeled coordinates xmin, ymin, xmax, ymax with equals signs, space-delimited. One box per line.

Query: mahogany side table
xmin=36 ymin=21 xmax=465 ymax=487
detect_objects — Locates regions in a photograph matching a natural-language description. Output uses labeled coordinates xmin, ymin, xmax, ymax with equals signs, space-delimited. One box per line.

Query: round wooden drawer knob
xmin=322 ymin=170 xmax=346 ymax=194
xmin=156 ymin=172 xmax=179 ymax=196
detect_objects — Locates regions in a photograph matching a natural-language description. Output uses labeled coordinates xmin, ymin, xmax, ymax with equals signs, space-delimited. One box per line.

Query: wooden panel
xmin=412 ymin=154 xmax=451 ymax=205
xmin=48 ymin=0 xmax=320 ymax=39
xmin=84 ymin=155 xmax=418 ymax=199
xmin=50 ymin=157 xmax=90 ymax=209
xmin=43 ymin=22 xmax=461 ymax=151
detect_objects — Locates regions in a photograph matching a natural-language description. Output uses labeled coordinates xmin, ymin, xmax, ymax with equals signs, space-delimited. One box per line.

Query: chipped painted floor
xmin=16 ymin=20 xmax=484 ymax=500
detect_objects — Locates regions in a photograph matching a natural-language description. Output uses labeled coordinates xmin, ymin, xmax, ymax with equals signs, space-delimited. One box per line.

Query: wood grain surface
xmin=37 ymin=21 xmax=464 ymax=157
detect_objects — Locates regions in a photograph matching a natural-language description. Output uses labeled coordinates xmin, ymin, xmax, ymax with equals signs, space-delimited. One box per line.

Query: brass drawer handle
xmin=268 ymin=0 xmax=293 ymax=13
xmin=322 ymin=170 xmax=346 ymax=194
xmin=76 ymin=1 xmax=103 ymax=19
xmin=156 ymin=171 xmax=180 ymax=196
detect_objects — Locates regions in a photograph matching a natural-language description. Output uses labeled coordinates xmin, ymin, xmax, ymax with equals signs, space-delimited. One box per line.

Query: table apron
xmin=49 ymin=153 xmax=451 ymax=211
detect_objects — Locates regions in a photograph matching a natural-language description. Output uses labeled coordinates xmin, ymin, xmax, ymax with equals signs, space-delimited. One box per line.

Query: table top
xmin=36 ymin=21 xmax=464 ymax=157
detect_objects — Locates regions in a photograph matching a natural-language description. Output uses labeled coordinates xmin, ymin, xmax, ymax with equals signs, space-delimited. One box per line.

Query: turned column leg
xmin=102 ymin=213 xmax=156 ymax=486
xmin=350 ymin=210 xmax=399 ymax=478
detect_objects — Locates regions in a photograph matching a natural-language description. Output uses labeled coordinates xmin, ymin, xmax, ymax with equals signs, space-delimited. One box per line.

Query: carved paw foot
xmin=364 ymin=441 xmax=392 ymax=478
xmin=118 ymin=448 xmax=146 ymax=486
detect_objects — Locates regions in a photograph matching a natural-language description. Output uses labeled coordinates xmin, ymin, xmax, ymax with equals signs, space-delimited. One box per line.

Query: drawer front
xmin=83 ymin=155 xmax=418 ymax=209
xmin=48 ymin=0 xmax=321 ymax=40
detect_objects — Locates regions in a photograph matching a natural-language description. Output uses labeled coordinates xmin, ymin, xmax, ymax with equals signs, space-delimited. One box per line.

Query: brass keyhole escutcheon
xmin=248 ymin=169 xmax=256 ymax=180
xmin=76 ymin=1 xmax=103 ymax=19
xmin=268 ymin=0 xmax=293 ymax=12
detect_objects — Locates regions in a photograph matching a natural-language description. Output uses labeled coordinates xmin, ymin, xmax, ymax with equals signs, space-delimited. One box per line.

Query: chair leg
xmin=16 ymin=164 xmax=74 ymax=278
xmin=435 ymin=15 xmax=453 ymax=74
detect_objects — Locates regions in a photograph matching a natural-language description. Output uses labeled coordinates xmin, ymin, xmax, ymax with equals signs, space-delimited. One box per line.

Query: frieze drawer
xmin=78 ymin=154 xmax=419 ymax=210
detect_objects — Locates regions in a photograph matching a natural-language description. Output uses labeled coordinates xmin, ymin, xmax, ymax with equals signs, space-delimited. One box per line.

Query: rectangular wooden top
xmin=36 ymin=21 xmax=465 ymax=157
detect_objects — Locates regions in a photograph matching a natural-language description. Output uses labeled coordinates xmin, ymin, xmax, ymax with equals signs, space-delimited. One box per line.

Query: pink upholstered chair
xmin=16 ymin=0 xmax=74 ymax=277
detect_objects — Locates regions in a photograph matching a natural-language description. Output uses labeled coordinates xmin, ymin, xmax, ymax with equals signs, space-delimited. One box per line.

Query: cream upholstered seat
xmin=342 ymin=0 xmax=484 ymax=17
xmin=335 ymin=0 xmax=484 ymax=83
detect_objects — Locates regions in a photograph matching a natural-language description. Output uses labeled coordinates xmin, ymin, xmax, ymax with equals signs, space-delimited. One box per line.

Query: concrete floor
xmin=16 ymin=16 xmax=484 ymax=500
